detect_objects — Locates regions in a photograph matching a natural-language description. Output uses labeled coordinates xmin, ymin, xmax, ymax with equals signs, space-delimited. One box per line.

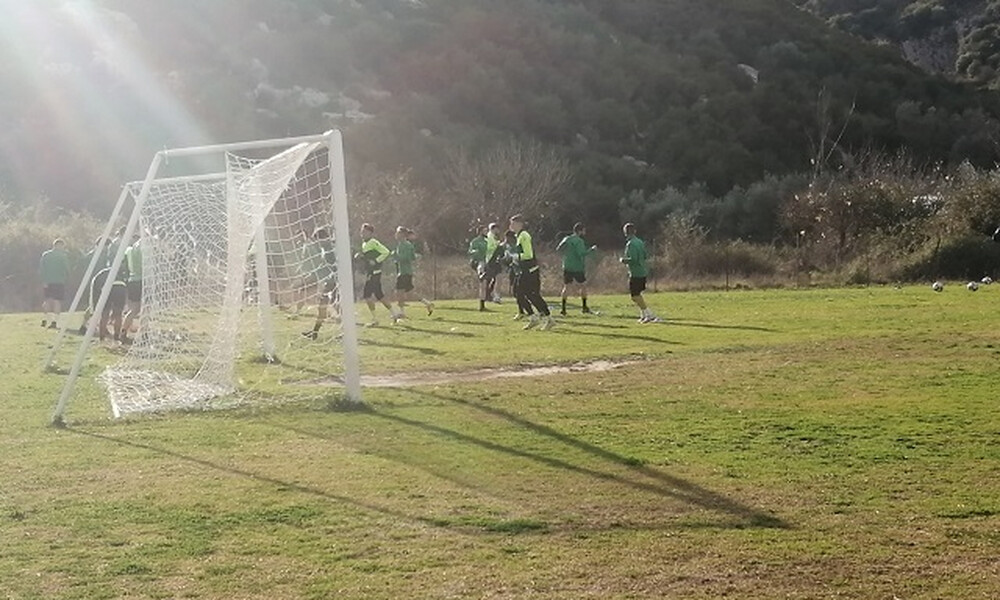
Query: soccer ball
xmin=968 ymin=281 xmax=979 ymax=291
xmin=982 ymin=276 xmax=993 ymax=285
xmin=932 ymin=281 xmax=943 ymax=292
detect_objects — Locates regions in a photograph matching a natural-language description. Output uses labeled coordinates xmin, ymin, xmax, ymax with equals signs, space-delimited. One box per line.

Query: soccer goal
xmin=51 ymin=131 xmax=361 ymax=423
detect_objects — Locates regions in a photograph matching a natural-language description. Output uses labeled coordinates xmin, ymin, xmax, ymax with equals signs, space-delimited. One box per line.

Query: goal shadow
xmin=385 ymin=388 xmax=789 ymax=530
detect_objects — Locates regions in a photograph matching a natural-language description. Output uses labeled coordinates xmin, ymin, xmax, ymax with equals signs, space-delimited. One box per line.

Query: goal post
xmin=51 ymin=131 xmax=361 ymax=424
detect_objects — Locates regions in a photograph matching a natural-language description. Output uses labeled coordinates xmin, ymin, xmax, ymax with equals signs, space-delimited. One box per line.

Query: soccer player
xmin=393 ymin=226 xmax=433 ymax=319
xmin=556 ymin=222 xmax=596 ymax=316
xmin=503 ymin=229 xmax=528 ymax=320
xmin=89 ymin=266 xmax=127 ymax=342
xmin=301 ymin=226 xmax=339 ymax=340
xmin=121 ymin=234 xmax=144 ymax=342
xmin=354 ymin=223 xmax=398 ymax=326
xmin=620 ymin=222 xmax=661 ymax=323
xmin=508 ymin=214 xmax=554 ymax=330
xmin=78 ymin=235 xmax=113 ymax=334
xmin=39 ymin=238 xmax=70 ymax=329
xmin=484 ymin=222 xmax=504 ymax=304
xmin=468 ymin=225 xmax=489 ymax=311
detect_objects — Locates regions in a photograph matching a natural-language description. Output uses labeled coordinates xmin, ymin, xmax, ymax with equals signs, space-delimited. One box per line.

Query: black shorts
xmin=127 ymin=281 xmax=143 ymax=304
xmin=629 ymin=277 xmax=647 ymax=297
xmin=482 ymin=261 xmax=501 ymax=281
xmin=104 ymin=285 xmax=127 ymax=316
xmin=396 ymin=274 xmax=414 ymax=292
xmin=43 ymin=283 xmax=65 ymax=301
xmin=517 ymin=268 xmax=542 ymax=295
xmin=363 ymin=273 xmax=384 ymax=300
xmin=563 ymin=271 xmax=586 ymax=284
xmin=91 ymin=272 xmax=126 ymax=314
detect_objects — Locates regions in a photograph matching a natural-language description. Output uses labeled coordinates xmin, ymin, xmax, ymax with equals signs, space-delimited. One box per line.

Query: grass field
xmin=3 ymin=285 xmax=1000 ymax=599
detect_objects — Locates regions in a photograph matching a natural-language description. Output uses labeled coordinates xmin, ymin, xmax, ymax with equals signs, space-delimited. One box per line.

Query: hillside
xmin=798 ymin=0 xmax=1000 ymax=85
xmin=2 ymin=0 xmax=1000 ymax=244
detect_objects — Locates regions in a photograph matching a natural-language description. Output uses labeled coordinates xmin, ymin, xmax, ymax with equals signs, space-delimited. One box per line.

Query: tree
xmin=440 ymin=137 xmax=572 ymax=235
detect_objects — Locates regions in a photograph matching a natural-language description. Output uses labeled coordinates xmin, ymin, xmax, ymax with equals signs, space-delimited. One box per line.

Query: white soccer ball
xmin=932 ymin=281 xmax=943 ymax=292
xmin=981 ymin=276 xmax=993 ymax=285
xmin=968 ymin=281 xmax=979 ymax=291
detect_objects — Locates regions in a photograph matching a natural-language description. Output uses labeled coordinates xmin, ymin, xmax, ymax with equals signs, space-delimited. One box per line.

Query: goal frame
xmin=50 ymin=130 xmax=361 ymax=424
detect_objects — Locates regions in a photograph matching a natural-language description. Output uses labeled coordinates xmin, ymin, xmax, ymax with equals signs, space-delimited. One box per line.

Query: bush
xmin=897 ymin=235 xmax=1000 ymax=281
xmin=0 ymin=210 xmax=102 ymax=312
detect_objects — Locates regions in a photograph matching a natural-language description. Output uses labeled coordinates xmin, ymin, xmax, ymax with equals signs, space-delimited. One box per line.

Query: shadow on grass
xmin=667 ymin=319 xmax=778 ymax=333
xmin=66 ymin=427 xmax=444 ymax=532
xmin=552 ymin=319 xmax=631 ymax=330
xmin=607 ymin=314 xmax=777 ymax=333
xmin=549 ymin=326 xmax=681 ymax=346
xmin=397 ymin=322 xmax=476 ymax=338
xmin=359 ymin=338 xmax=444 ymax=356
xmin=429 ymin=316 xmax=504 ymax=328
xmin=443 ymin=305 xmax=499 ymax=313
xmin=273 ymin=393 xmax=787 ymax=531
xmin=389 ymin=388 xmax=789 ymax=530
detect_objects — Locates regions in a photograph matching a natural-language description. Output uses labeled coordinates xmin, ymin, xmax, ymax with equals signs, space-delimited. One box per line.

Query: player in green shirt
xmin=468 ymin=225 xmax=490 ymax=311
xmin=301 ymin=227 xmax=340 ymax=340
xmin=620 ymin=222 xmax=661 ymax=323
xmin=556 ymin=222 xmax=597 ymax=316
xmin=39 ymin=238 xmax=70 ymax=328
xmin=392 ymin=226 xmax=434 ymax=319
xmin=121 ymin=234 xmax=144 ymax=341
xmin=354 ymin=223 xmax=399 ymax=326
xmin=508 ymin=214 xmax=554 ymax=330
xmin=484 ymin=222 xmax=504 ymax=305
xmin=78 ymin=235 xmax=113 ymax=334
xmin=89 ymin=266 xmax=127 ymax=342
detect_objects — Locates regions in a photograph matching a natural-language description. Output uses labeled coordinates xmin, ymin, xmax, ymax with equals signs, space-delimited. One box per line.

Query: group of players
xmin=300 ymin=222 xmax=436 ymax=338
xmin=466 ymin=216 xmax=661 ymax=328
xmin=302 ymin=213 xmax=661 ymax=336
xmin=37 ymin=228 xmax=144 ymax=343
xmin=39 ymin=214 xmax=660 ymax=343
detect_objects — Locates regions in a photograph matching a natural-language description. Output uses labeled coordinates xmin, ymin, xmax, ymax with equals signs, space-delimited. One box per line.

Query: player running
xmin=355 ymin=223 xmax=399 ymax=326
xmin=620 ymin=222 xmax=661 ymax=323
xmin=556 ymin=222 xmax=596 ymax=316
xmin=468 ymin=225 xmax=490 ymax=311
xmin=392 ymin=226 xmax=434 ymax=319
xmin=484 ymin=222 xmax=504 ymax=305
xmin=301 ymin=226 xmax=339 ymax=340
xmin=508 ymin=214 xmax=554 ymax=330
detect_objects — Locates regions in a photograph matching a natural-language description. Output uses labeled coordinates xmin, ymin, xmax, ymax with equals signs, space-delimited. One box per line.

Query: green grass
xmin=4 ymin=285 xmax=1000 ymax=598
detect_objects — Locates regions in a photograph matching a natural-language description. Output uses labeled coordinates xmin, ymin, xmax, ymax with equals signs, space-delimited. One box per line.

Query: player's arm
xmin=371 ymin=239 xmax=391 ymax=265
xmin=621 ymin=240 xmax=636 ymax=264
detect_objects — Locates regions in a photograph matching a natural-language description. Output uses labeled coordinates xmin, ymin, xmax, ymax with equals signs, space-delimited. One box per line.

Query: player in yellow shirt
xmin=354 ymin=223 xmax=399 ymax=326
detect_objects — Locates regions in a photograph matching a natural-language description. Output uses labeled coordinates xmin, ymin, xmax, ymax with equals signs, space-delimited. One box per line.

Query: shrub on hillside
xmin=897 ymin=235 xmax=1000 ymax=281
xmin=0 ymin=210 xmax=101 ymax=312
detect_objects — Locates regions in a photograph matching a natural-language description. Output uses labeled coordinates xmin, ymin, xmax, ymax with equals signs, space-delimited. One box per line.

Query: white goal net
xmin=53 ymin=132 xmax=360 ymax=421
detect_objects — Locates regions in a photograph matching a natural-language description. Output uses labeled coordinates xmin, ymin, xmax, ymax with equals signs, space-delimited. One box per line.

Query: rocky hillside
xmin=797 ymin=0 xmax=1000 ymax=85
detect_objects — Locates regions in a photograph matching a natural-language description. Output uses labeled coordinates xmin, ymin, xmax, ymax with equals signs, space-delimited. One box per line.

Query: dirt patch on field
xmin=302 ymin=359 xmax=641 ymax=388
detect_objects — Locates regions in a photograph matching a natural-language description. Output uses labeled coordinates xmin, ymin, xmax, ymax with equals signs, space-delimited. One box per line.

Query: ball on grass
xmin=932 ymin=281 xmax=943 ymax=292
